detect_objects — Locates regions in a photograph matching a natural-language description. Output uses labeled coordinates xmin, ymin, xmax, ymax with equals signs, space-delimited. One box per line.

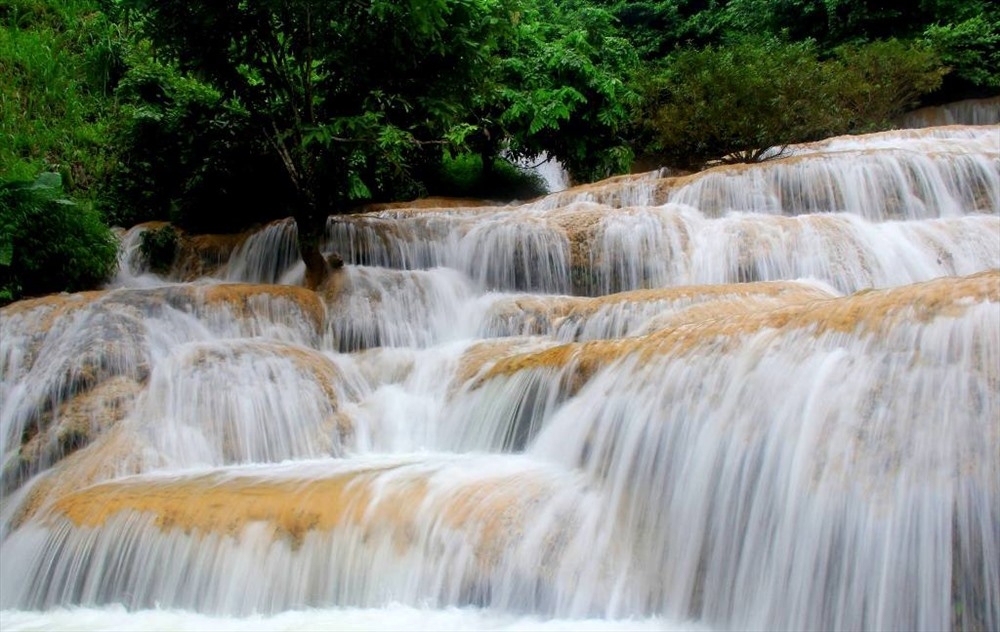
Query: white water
xmin=0 ymin=603 xmax=702 ymax=632
xmin=1 ymin=124 xmax=998 ymax=631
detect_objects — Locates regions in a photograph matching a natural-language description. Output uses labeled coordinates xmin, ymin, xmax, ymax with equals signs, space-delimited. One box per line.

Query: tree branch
xmin=266 ymin=121 xmax=302 ymax=190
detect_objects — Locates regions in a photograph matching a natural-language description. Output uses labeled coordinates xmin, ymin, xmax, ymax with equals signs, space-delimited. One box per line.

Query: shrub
xmin=638 ymin=36 xmax=948 ymax=170
xmin=639 ymin=38 xmax=842 ymax=169
xmin=830 ymin=39 xmax=947 ymax=130
xmin=0 ymin=173 xmax=118 ymax=305
xmin=138 ymin=224 xmax=178 ymax=274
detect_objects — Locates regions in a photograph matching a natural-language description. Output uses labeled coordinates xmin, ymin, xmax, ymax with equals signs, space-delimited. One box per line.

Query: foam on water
xmin=0 ymin=604 xmax=705 ymax=632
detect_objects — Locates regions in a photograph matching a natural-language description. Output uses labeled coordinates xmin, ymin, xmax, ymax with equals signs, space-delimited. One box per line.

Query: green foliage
xmin=489 ymin=1 xmax=640 ymax=183
xmin=121 ymin=0 xmax=514 ymax=211
xmin=830 ymin=39 xmax=948 ymax=130
xmin=639 ymin=36 xmax=948 ymax=169
xmin=730 ymin=0 xmax=920 ymax=46
xmin=639 ymin=38 xmax=841 ymax=169
xmin=137 ymin=224 xmax=178 ymax=273
xmin=105 ymin=59 xmax=292 ymax=233
xmin=426 ymin=153 xmax=548 ymax=200
xmin=0 ymin=0 xmax=130 ymax=197
xmin=589 ymin=0 xmax=727 ymax=57
xmin=922 ymin=16 xmax=1000 ymax=90
xmin=740 ymin=0 xmax=998 ymax=98
xmin=0 ymin=173 xmax=118 ymax=305
xmin=593 ymin=0 xmax=997 ymax=101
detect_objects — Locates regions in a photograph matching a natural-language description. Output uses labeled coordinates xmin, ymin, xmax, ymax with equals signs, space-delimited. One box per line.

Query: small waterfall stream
xmin=1 ymin=124 xmax=998 ymax=631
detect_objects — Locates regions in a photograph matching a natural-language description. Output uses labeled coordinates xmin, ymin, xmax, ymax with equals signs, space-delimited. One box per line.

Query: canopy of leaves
xmin=725 ymin=0 xmax=998 ymax=97
xmin=587 ymin=0 xmax=727 ymax=57
xmin=122 ymin=0 xmax=516 ymax=219
xmin=485 ymin=1 xmax=639 ymax=182
xmin=829 ymin=39 xmax=948 ymax=130
xmin=921 ymin=15 xmax=1000 ymax=92
xmin=639 ymin=36 xmax=946 ymax=170
xmin=639 ymin=38 xmax=838 ymax=169
xmin=105 ymin=60 xmax=293 ymax=233
xmin=592 ymin=0 xmax=997 ymax=101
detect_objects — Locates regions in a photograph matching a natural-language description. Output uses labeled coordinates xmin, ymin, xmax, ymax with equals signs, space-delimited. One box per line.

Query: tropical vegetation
xmin=0 ymin=173 xmax=117 ymax=302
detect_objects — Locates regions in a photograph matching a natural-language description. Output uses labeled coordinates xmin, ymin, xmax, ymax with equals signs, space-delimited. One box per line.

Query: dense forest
xmin=2 ymin=0 xmax=998 ymax=303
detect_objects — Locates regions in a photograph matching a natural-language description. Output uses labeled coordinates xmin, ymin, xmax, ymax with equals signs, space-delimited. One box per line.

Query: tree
xmin=415 ymin=0 xmax=640 ymax=188
xmin=637 ymin=36 xmax=947 ymax=170
xmin=591 ymin=0 xmax=998 ymax=103
xmin=638 ymin=38 xmax=842 ymax=169
xmin=588 ymin=0 xmax=727 ymax=58
xmin=712 ymin=0 xmax=998 ymax=98
xmin=921 ymin=13 xmax=1000 ymax=95
xmin=829 ymin=39 xmax=948 ymax=130
xmin=123 ymin=0 xmax=516 ymax=288
xmin=494 ymin=1 xmax=640 ymax=183
xmin=104 ymin=59 xmax=293 ymax=233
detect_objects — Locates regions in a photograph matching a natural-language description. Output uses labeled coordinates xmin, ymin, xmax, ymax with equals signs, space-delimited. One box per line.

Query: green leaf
xmin=347 ymin=173 xmax=371 ymax=200
xmin=0 ymin=236 xmax=13 ymax=267
xmin=444 ymin=123 xmax=478 ymax=147
xmin=32 ymin=172 xmax=62 ymax=190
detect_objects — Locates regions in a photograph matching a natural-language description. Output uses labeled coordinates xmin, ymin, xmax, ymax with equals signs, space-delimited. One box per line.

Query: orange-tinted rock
xmin=475 ymin=271 xmax=999 ymax=391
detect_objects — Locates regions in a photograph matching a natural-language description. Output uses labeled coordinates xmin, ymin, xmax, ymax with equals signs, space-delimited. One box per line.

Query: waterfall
xmin=895 ymin=96 xmax=1000 ymax=128
xmin=222 ymin=219 xmax=300 ymax=285
xmin=1 ymin=123 xmax=998 ymax=631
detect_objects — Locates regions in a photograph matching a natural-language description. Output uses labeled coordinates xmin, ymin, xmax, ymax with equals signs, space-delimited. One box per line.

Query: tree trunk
xmin=293 ymin=196 xmax=337 ymax=290
xmin=477 ymin=128 xmax=500 ymax=185
xmin=480 ymin=149 xmax=495 ymax=181
xmin=298 ymin=220 xmax=328 ymax=290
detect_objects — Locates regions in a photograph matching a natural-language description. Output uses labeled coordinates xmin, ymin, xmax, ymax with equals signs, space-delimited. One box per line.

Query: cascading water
xmin=1 ymin=123 xmax=998 ymax=631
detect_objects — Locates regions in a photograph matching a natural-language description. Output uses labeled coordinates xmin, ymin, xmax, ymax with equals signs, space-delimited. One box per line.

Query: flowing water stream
xmin=1 ymin=123 xmax=998 ymax=631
